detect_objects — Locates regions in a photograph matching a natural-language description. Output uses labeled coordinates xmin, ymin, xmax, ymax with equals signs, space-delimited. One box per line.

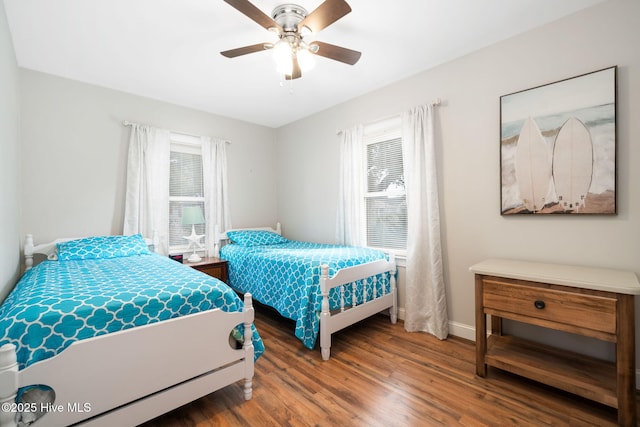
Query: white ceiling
xmin=4 ymin=0 xmax=605 ymax=128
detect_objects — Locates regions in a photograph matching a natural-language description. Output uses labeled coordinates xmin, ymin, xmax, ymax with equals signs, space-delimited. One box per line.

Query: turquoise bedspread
xmin=220 ymin=241 xmax=391 ymax=349
xmin=0 ymin=253 xmax=264 ymax=369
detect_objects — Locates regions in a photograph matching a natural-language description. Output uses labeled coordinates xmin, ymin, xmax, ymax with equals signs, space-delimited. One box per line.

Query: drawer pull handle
xmin=534 ymin=300 xmax=546 ymax=310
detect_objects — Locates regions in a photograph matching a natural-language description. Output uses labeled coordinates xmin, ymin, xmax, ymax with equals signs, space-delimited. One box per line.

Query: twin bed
xmin=0 ymin=234 xmax=262 ymax=427
xmin=0 ymin=225 xmax=397 ymax=426
xmin=215 ymin=224 xmax=397 ymax=361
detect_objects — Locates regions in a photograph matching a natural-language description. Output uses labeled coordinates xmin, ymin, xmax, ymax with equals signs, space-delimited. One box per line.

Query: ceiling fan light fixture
xmin=276 ymin=59 xmax=293 ymax=76
xmin=297 ymin=47 xmax=316 ymax=72
xmin=273 ymin=39 xmax=293 ymax=75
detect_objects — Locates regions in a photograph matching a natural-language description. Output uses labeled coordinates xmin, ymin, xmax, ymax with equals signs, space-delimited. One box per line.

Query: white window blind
xmin=363 ymin=123 xmax=407 ymax=252
xmin=169 ymin=137 xmax=205 ymax=251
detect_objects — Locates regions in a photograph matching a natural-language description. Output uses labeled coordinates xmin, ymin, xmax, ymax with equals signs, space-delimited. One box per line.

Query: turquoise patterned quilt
xmin=220 ymin=241 xmax=391 ymax=349
xmin=0 ymin=253 xmax=264 ymax=369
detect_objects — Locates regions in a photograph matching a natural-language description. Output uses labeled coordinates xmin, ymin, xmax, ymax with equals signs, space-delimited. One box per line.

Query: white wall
xmin=0 ymin=0 xmax=20 ymax=301
xmin=276 ymin=0 xmax=640 ymax=357
xmin=19 ymin=70 xmax=279 ymax=244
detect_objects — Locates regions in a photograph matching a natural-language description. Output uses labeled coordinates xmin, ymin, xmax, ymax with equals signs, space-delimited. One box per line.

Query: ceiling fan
xmin=220 ymin=0 xmax=361 ymax=80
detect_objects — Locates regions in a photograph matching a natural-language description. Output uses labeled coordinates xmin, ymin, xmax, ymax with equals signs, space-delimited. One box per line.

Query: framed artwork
xmin=500 ymin=66 xmax=617 ymax=215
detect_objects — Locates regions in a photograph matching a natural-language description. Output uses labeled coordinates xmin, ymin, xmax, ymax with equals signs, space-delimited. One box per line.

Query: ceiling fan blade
xmin=310 ymin=41 xmax=361 ymax=65
xmin=223 ymin=0 xmax=282 ymax=32
xmin=298 ymin=0 xmax=352 ymax=33
xmin=221 ymin=43 xmax=272 ymax=58
xmin=286 ymin=56 xmax=302 ymax=80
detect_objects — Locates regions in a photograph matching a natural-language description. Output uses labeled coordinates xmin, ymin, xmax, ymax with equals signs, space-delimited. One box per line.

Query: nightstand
xmin=186 ymin=257 xmax=228 ymax=284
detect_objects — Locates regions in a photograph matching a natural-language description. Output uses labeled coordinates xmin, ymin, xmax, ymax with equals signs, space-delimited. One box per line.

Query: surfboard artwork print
xmin=515 ymin=117 xmax=551 ymax=212
xmin=500 ymin=66 xmax=616 ymax=215
xmin=553 ymin=117 xmax=593 ymax=212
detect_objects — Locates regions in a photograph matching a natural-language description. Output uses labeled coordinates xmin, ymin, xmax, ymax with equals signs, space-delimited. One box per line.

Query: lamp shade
xmin=273 ymin=38 xmax=293 ymax=75
xmin=182 ymin=206 xmax=205 ymax=226
xmin=297 ymin=47 xmax=316 ymax=72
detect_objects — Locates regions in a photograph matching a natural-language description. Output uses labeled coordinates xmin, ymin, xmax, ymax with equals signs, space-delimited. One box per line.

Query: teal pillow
xmin=226 ymin=230 xmax=288 ymax=247
xmin=57 ymin=234 xmax=150 ymax=260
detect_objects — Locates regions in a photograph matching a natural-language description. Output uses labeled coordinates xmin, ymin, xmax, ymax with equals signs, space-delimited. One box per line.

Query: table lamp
xmin=182 ymin=206 xmax=205 ymax=262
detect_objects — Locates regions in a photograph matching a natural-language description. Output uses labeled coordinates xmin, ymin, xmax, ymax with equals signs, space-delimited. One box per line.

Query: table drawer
xmin=482 ymin=279 xmax=617 ymax=334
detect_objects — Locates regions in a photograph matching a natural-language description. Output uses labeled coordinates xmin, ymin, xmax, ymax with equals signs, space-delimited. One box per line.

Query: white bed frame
xmin=215 ymin=223 xmax=397 ymax=361
xmin=0 ymin=234 xmax=255 ymax=427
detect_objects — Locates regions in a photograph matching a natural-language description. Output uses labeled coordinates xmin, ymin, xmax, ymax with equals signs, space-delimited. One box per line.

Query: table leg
xmin=616 ymin=294 xmax=636 ymax=427
xmin=475 ymin=275 xmax=487 ymax=377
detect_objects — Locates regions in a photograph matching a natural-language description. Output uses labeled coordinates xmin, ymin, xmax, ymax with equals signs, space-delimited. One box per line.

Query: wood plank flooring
xmin=141 ymin=307 xmax=636 ymax=426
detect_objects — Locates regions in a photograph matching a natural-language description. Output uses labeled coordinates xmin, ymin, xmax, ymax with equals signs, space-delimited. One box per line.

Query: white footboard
xmin=319 ymin=256 xmax=397 ymax=360
xmin=0 ymin=294 xmax=255 ymax=427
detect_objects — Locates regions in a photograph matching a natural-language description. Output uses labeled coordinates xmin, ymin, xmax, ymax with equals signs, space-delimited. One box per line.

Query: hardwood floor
xmin=141 ymin=307 xmax=635 ymax=426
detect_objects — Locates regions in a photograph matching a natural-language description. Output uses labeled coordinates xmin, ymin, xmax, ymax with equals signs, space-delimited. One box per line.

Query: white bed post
xmin=319 ymin=264 xmax=332 ymax=361
xmin=0 ymin=344 xmax=18 ymax=427
xmin=24 ymin=234 xmax=34 ymax=271
xmin=213 ymin=224 xmax=221 ymax=258
xmin=388 ymin=254 xmax=398 ymax=324
xmin=242 ymin=293 xmax=254 ymax=401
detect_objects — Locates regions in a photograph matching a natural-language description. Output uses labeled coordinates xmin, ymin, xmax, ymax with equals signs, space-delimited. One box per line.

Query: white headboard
xmin=24 ymin=232 xmax=159 ymax=270
xmin=213 ymin=223 xmax=282 ymax=257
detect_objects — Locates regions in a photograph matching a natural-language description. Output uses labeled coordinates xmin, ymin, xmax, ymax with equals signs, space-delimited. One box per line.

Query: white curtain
xmin=123 ymin=124 xmax=171 ymax=255
xmin=402 ymin=105 xmax=448 ymax=339
xmin=336 ymin=125 xmax=364 ymax=246
xmin=202 ymin=136 xmax=231 ymax=257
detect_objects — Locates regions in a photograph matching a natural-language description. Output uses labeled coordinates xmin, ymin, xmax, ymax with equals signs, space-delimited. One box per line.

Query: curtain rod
xmin=336 ymin=98 xmax=442 ymax=135
xmin=123 ymin=120 xmax=231 ymax=144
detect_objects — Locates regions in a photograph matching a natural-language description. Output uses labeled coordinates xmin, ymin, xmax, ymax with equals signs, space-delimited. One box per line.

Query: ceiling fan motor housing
xmin=272 ymin=4 xmax=308 ymax=32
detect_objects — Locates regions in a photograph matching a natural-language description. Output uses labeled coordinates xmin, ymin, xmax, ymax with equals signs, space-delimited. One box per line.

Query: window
xmin=363 ymin=121 xmax=407 ymax=253
xmin=169 ymin=135 xmax=204 ymax=253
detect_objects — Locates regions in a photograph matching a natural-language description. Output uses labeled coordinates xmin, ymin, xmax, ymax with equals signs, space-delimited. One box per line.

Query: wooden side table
xmin=471 ymin=258 xmax=640 ymax=427
xmin=186 ymin=257 xmax=228 ymax=284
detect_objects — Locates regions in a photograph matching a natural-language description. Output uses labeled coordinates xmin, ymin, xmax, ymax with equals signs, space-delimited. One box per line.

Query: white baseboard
xmin=448 ymin=320 xmax=475 ymax=341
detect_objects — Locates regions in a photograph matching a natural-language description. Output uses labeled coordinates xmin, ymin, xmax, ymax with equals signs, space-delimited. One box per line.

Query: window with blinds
xmin=169 ymin=139 xmax=205 ymax=251
xmin=364 ymin=124 xmax=407 ymax=252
